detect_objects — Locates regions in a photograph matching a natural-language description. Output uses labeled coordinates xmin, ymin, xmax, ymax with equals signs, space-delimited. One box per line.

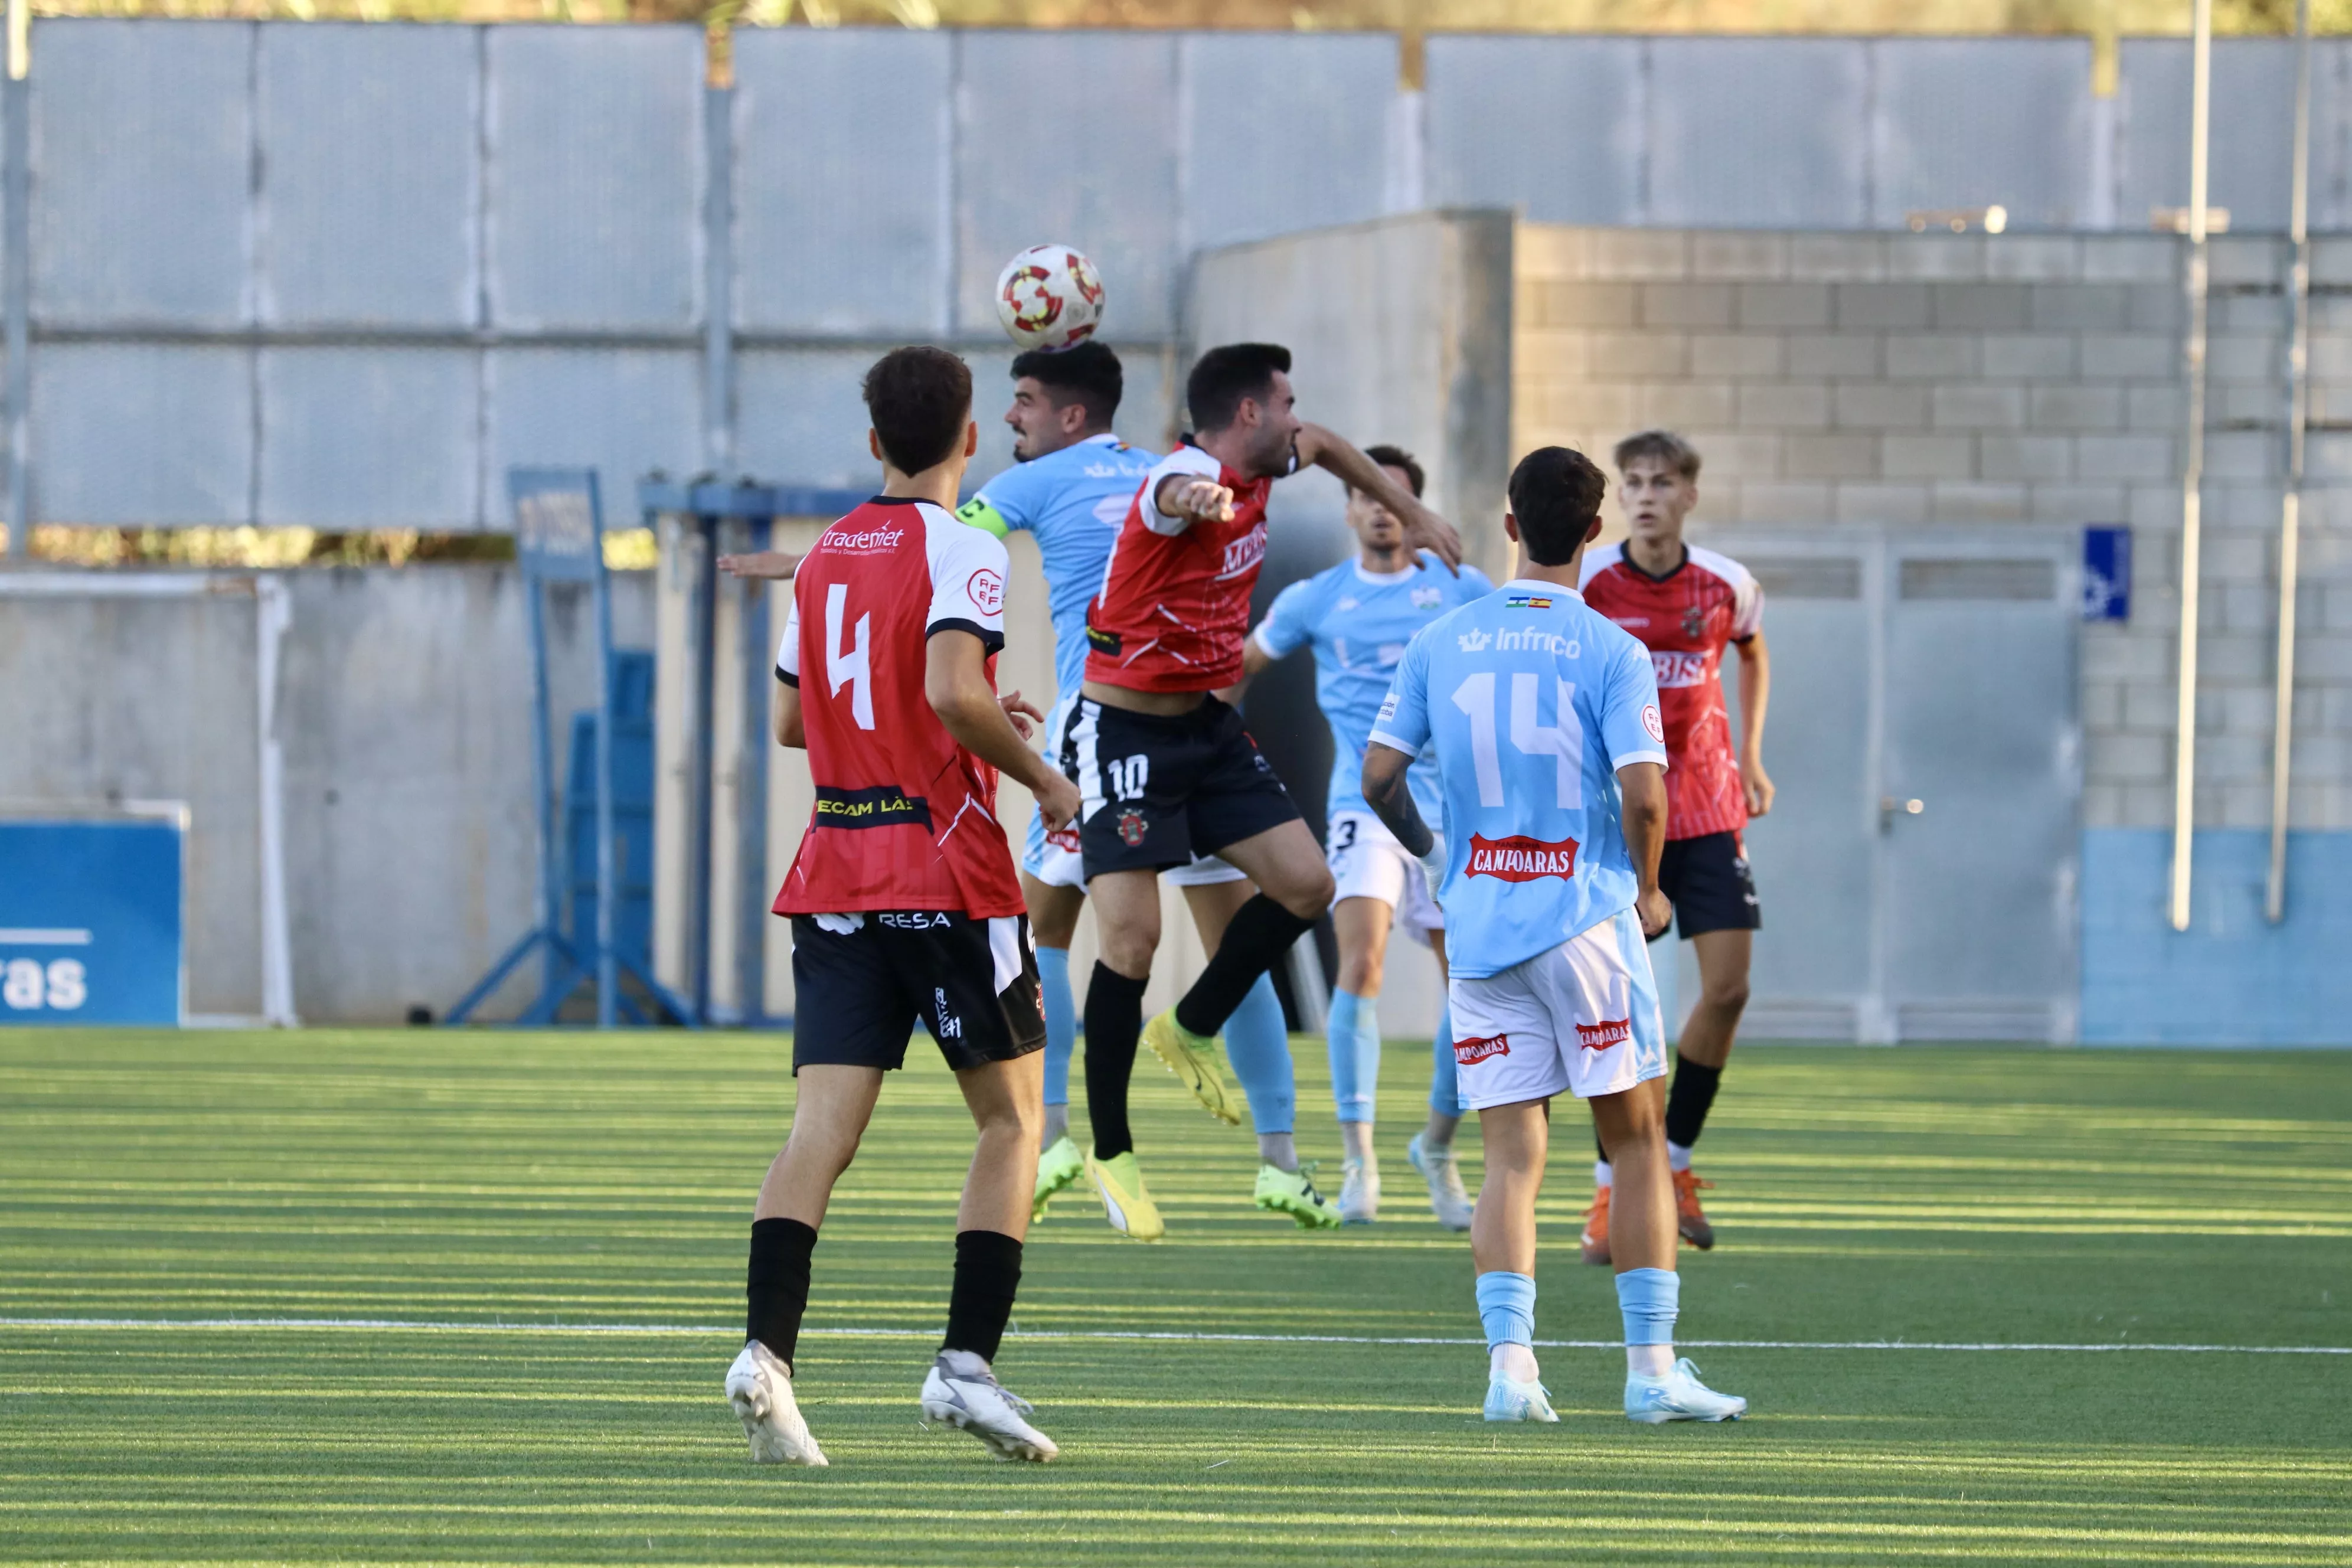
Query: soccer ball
xmin=995 ymin=245 xmax=1105 ymax=351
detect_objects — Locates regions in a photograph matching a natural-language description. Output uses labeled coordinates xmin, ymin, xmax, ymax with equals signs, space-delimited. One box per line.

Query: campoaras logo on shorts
xmin=1467 ymin=832 xmax=1579 ymax=881
xmin=1453 ymin=1033 xmax=1510 ymax=1066
xmin=1576 ymin=1018 xmax=1631 ymax=1053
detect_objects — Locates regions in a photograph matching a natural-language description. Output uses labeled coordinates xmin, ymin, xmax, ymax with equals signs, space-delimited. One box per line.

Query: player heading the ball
xmin=1361 ymin=445 xmax=1746 ymax=1427
xmin=726 ymin=345 xmax=1082 ymax=1467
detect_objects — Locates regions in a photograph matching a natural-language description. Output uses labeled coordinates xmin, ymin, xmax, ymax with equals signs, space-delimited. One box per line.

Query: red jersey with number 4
xmin=772 ymin=496 xmax=1024 ymax=917
xmin=1083 ymin=444 xmax=1275 ymax=692
xmin=1579 ymin=542 xmax=1763 ymax=841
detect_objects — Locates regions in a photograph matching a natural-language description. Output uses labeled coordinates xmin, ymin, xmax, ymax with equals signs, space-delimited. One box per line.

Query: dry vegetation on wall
xmin=23 ymin=0 xmax=2352 ymax=35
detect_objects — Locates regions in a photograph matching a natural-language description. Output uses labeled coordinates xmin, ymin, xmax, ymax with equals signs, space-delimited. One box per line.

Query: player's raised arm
xmin=720 ymin=548 xmax=803 ymax=581
xmin=1296 ymin=422 xmax=1463 ymax=572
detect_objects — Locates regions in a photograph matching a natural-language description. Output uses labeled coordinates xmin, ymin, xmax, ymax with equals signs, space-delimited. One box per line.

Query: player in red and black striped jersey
xmin=724 ymin=348 xmax=1083 ymax=1468
xmin=1066 ymin=342 xmax=1465 ymax=1239
xmin=1573 ymin=430 xmax=1776 ymax=1262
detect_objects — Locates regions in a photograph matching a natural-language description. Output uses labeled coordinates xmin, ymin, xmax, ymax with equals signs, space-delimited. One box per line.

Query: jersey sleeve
xmin=1252 ymin=577 xmax=1317 ymax=661
xmin=1141 ymin=446 xmax=1223 ymax=537
xmin=1600 ymin=632 xmax=1669 ymax=772
xmin=1367 ymin=629 xmax=1433 ymax=760
xmin=926 ymin=518 xmax=1010 ymax=655
xmin=776 ymin=571 xmax=802 ymax=686
xmin=1577 ymin=544 xmax=1621 ymax=592
xmin=1730 ymin=566 xmax=1763 ymax=642
xmin=954 ymin=461 xmax=1040 ymax=539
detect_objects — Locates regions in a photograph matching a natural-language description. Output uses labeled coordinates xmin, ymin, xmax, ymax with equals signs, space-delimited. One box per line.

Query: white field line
xmin=0 ymin=1317 xmax=2345 ymax=1354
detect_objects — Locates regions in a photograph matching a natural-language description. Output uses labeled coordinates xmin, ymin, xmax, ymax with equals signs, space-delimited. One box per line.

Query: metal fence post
xmin=4 ymin=0 xmax=30 ymax=560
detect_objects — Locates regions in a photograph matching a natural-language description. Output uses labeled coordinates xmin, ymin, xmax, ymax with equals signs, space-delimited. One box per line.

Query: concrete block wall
xmin=1513 ymin=224 xmax=2352 ymax=834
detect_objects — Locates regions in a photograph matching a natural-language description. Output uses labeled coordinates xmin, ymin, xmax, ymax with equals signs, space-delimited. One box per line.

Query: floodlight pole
xmin=2265 ymin=0 xmax=2313 ymax=924
xmin=2167 ymin=0 xmax=2214 ymax=933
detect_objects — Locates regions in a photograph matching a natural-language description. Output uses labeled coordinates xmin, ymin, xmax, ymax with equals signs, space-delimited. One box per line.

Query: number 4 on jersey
xmin=825 ymin=582 xmax=874 ymax=730
xmin=1451 ymin=672 xmax=1582 ymax=809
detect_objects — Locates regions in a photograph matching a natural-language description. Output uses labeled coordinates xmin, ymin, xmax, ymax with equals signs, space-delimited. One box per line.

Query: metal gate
xmin=1678 ymin=525 xmax=2082 ymax=1044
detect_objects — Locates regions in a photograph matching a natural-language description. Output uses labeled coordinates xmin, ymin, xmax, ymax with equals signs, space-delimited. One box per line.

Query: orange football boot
xmin=1578 ymin=1183 xmax=1612 ymax=1266
xmin=1672 ymin=1168 xmax=1716 ymax=1250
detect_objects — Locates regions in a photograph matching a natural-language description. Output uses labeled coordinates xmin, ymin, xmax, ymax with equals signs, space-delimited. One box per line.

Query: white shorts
xmin=1021 ymin=700 xmax=1246 ymax=890
xmin=1446 ymin=907 xmax=1668 ymax=1110
xmin=1325 ymin=809 xmax=1441 ymax=946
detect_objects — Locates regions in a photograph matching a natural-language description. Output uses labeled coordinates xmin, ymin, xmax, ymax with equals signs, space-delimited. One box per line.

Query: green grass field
xmin=1 ymin=1029 xmax=2347 ymax=1565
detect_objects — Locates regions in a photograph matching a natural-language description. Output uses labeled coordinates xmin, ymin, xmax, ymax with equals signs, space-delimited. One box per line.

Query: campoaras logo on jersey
xmin=1466 ymin=832 xmax=1579 ymax=882
xmin=1453 ymin=1033 xmax=1510 ymax=1066
xmin=965 ymin=567 xmax=1004 ymax=616
xmin=1575 ymin=1018 xmax=1631 ymax=1053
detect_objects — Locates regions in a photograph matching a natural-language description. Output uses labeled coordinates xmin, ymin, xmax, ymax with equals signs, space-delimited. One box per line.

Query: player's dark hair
xmin=1185 ymin=342 xmax=1291 ymax=432
xmin=1011 ymin=341 xmax=1123 ymax=428
xmin=1355 ymin=443 xmax=1425 ymax=499
xmin=1508 ymin=446 xmax=1609 ymax=566
xmin=1613 ymin=428 xmax=1702 ymax=481
xmin=863 ymin=346 xmax=972 ymax=474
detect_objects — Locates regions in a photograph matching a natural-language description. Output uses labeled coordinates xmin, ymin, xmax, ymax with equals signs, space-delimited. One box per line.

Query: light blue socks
xmin=1427 ymin=996 xmax=1462 ymax=1117
xmin=1037 ymin=945 xmax=1074 ymax=1109
xmin=1475 ymin=1270 xmax=1537 ymax=1350
xmin=1222 ymin=973 xmax=1295 ymax=1135
xmin=1327 ymin=988 xmax=1381 ymax=1124
xmin=1616 ymin=1266 xmax=1679 ymax=1345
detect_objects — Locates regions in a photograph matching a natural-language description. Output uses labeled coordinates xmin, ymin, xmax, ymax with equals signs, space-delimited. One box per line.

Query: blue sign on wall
xmin=2083 ymin=525 xmax=2131 ymax=621
xmin=0 ymin=817 xmax=184 ymax=1026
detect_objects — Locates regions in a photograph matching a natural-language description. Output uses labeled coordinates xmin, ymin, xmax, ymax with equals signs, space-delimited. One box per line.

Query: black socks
xmin=1173 ymin=894 xmax=1316 ymax=1038
xmin=746 ymin=1216 xmax=818 ymax=1370
xmin=942 ymin=1229 xmax=1024 ymax=1364
xmin=1664 ymin=1053 xmax=1723 ymax=1149
xmin=1084 ymin=962 xmax=1150 ymax=1160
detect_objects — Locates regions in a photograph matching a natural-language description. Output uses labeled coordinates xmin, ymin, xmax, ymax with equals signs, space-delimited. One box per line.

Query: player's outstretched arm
xmin=925 ymin=629 xmax=1083 ymax=830
xmin=1736 ymin=632 xmax=1775 ymax=817
xmin=1295 ymin=423 xmax=1464 ymax=572
xmin=1618 ymin=762 xmax=1671 ymax=939
xmin=1361 ymin=742 xmax=1434 ymax=859
xmin=719 ymin=548 xmax=802 ymax=581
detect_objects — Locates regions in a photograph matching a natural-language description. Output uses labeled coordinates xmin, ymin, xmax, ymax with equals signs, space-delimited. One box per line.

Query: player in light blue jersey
xmin=1238 ymin=445 xmax=1491 ymax=1229
xmin=1363 ymin=445 xmax=1746 ymax=1427
xmin=952 ymin=344 xmax=1324 ymax=1231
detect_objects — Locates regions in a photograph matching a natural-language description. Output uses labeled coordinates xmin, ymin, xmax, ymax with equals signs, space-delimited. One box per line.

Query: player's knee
xmin=1282 ymin=867 xmax=1337 ymax=922
xmin=1703 ymin=975 xmax=1751 ymax=1014
xmin=1096 ymin=925 xmax=1159 ymax=979
xmin=1337 ymin=952 xmax=1383 ymax=995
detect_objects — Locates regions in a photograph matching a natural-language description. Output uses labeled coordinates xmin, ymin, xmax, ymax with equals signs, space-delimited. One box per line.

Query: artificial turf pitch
xmin=1 ymin=1030 xmax=2346 ymax=1564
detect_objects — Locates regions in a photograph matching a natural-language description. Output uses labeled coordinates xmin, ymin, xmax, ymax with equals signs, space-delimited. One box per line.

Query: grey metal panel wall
xmin=33 ymin=346 xmax=251 ymax=524
xmin=488 ymin=349 xmax=700 ymax=511
xmin=1648 ymin=38 xmax=1868 ymax=228
xmin=1425 ymin=35 xmax=1643 ymax=223
xmin=1178 ymin=32 xmax=1393 ymax=252
xmin=2119 ymin=40 xmax=2296 ymax=234
xmin=1873 ymin=38 xmax=2094 ymax=230
xmin=259 ymin=349 xmax=481 ymax=526
xmin=34 ymin=21 xmax=252 ymax=327
xmin=732 ymin=28 xmax=950 ymax=335
xmin=954 ymin=31 xmax=1178 ymax=338
xmin=486 ymin=26 xmax=703 ymax=332
xmin=736 ymin=347 xmax=896 ymax=492
xmin=256 ymin=23 xmax=479 ymax=329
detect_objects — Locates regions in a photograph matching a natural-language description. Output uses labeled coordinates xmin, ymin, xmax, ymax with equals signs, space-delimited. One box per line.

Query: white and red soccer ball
xmin=995 ymin=244 xmax=1105 ymax=351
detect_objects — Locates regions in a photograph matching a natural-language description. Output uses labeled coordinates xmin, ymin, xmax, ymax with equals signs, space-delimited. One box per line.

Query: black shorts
xmin=1064 ymin=694 xmax=1301 ymax=880
xmin=1656 ymin=830 xmax=1762 ymax=940
xmin=789 ymin=912 xmax=1045 ymax=1074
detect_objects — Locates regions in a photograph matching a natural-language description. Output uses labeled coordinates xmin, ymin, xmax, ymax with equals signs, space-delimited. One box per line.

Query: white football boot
xmin=1483 ymin=1374 xmax=1561 ymax=1423
xmin=1407 ymin=1132 xmax=1474 ymax=1231
xmin=1625 ymin=1358 xmax=1747 ymax=1423
xmin=1338 ymin=1156 xmax=1380 ymax=1224
xmin=920 ymin=1352 xmax=1060 ymax=1462
xmin=724 ymin=1341 xmax=828 ymax=1465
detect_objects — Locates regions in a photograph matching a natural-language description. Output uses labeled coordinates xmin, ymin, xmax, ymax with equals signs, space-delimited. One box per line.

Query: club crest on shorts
xmin=1116 ymin=809 xmax=1148 ymax=847
xmin=1453 ymin=1033 xmax=1510 ymax=1066
xmin=1575 ymin=1018 xmax=1631 ymax=1053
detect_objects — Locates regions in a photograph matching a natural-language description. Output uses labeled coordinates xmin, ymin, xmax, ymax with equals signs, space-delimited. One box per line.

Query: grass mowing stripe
xmin=5 ymin=1317 xmax=2351 ymax=1353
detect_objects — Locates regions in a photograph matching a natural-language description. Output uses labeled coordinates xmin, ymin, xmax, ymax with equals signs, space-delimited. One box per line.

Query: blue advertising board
xmin=2083 ymin=525 xmax=2131 ymax=621
xmin=0 ymin=816 xmax=184 ymax=1025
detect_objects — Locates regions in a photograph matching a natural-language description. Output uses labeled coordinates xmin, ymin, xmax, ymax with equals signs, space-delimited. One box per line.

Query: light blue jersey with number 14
xmin=1368 ymin=580 xmax=1668 ymax=981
